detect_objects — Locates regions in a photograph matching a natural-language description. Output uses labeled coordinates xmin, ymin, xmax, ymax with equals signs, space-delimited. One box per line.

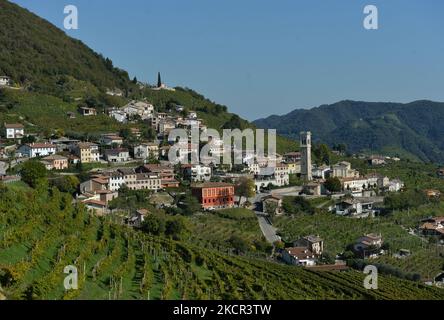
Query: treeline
xmin=384 ymin=189 xmax=432 ymax=211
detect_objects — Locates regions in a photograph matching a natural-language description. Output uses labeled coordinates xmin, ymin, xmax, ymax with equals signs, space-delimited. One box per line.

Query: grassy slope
xmin=1 ymin=184 xmax=443 ymax=300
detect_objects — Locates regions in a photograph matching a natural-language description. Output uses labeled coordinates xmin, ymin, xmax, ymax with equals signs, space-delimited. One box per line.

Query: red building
xmin=191 ymin=182 xmax=235 ymax=210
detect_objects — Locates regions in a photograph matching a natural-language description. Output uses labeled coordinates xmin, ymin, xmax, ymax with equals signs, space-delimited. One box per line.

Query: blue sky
xmin=11 ymin=0 xmax=444 ymax=120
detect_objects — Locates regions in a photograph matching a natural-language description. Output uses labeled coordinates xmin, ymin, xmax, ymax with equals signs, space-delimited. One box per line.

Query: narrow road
xmin=255 ymin=211 xmax=281 ymax=243
xmin=0 ymin=161 xmax=7 ymax=175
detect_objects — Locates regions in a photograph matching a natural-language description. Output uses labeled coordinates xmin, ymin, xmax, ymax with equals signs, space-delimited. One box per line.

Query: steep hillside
xmin=1 ymin=184 xmax=443 ymax=300
xmin=0 ymin=0 xmax=132 ymax=95
xmin=0 ymin=0 xmax=296 ymax=153
xmin=254 ymin=100 xmax=444 ymax=163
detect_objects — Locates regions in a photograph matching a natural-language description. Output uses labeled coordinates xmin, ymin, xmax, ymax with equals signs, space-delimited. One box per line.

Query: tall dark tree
xmin=157 ymin=72 xmax=162 ymax=88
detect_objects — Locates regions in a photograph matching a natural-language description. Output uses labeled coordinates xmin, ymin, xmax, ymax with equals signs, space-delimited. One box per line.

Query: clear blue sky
xmin=11 ymin=0 xmax=444 ymax=120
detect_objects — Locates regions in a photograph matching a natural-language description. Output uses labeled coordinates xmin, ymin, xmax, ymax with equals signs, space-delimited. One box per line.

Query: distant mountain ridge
xmin=253 ymin=100 xmax=444 ymax=163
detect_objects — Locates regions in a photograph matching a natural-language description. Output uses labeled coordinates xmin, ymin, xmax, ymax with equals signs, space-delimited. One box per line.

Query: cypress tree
xmin=157 ymin=72 xmax=162 ymax=87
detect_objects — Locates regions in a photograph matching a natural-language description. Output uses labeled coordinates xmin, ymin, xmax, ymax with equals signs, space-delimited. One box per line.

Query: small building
xmin=419 ymin=217 xmax=444 ymax=237
xmin=128 ymin=209 xmax=150 ymax=228
xmin=134 ymin=142 xmax=159 ymax=159
xmin=274 ymin=163 xmax=290 ymax=186
xmin=293 ymin=235 xmax=324 ymax=255
xmin=0 ymin=76 xmax=11 ymax=86
xmin=387 ymin=179 xmax=404 ymax=192
xmin=334 ymin=198 xmax=375 ymax=217
xmin=74 ymin=142 xmax=100 ymax=163
xmin=182 ymin=164 xmax=212 ymax=182
xmin=0 ymin=175 xmax=21 ymax=184
xmin=286 ymin=162 xmax=301 ymax=175
xmin=312 ymin=165 xmax=331 ymax=179
xmin=137 ymin=164 xmax=175 ymax=181
xmin=191 ymin=182 xmax=235 ymax=210
xmin=368 ymin=155 xmax=386 ymax=166
xmin=41 ymin=155 xmax=69 ymax=170
xmin=161 ymin=179 xmax=180 ymax=189
xmin=354 ymin=233 xmax=383 ymax=258
xmin=100 ymin=134 xmax=123 ymax=146
xmin=83 ymin=199 xmax=107 ymax=215
xmin=283 ymin=152 xmax=301 ymax=163
xmin=158 ymin=119 xmax=176 ymax=135
xmin=79 ymin=177 xmax=109 ymax=194
xmin=18 ymin=143 xmax=56 ymax=158
xmin=109 ymin=108 xmax=127 ymax=123
xmin=188 ymin=111 xmax=198 ymax=119
xmin=282 ymin=247 xmax=316 ymax=266
xmin=4 ymin=123 xmax=24 ymax=139
xmin=67 ymin=112 xmax=76 ymax=119
xmin=262 ymin=194 xmax=283 ymax=216
xmin=79 ymin=107 xmax=97 ymax=116
xmin=104 ymin=148 xmax=130 ymax=163
xmin=332 ymin=161 xmax=359 ymax=178
xmin=301 ymin=182 xmax=322 ymax=196
xmin=341 ymin=177 xmax=369 ymax=193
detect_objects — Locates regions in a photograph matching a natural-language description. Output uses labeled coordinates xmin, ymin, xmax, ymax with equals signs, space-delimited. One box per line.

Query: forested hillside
xmin=254 ymin=100 xmax=444 ymax=163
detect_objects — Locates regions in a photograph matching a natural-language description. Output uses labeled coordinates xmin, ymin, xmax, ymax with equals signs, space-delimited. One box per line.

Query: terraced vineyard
xmin=1 ymin=185 xmax=444 ymax=300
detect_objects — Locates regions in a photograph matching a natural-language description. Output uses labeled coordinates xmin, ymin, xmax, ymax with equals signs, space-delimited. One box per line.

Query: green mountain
xmin=0 ymin=0 xmax=132 ymax=95
xmin=254 ymin=100 xmax=444 ymax=163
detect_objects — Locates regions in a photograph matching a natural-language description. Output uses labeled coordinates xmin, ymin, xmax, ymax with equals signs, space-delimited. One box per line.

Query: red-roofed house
xmin=282 ymin=247 xmax=316 ymax=266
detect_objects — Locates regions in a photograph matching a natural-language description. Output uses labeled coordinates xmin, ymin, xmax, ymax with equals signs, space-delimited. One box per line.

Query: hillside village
xmin=2 ymin=80 xmax=444 ymax=286
xmin=0 ymin=0 xmax=443 ymax=302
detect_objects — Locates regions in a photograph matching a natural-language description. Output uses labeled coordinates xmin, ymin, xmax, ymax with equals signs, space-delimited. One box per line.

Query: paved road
xmin=255 ymin=211 xmax=281 ymax=243
xmin=0 ymin=161 xmax=7 ymax=175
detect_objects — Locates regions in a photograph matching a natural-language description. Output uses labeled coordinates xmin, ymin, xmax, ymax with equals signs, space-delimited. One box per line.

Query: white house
xmin=282 ymin=247 xmax=316 ymax=266
xmin=134 ymin=142 xmax=159 ymax=159
xmin=4 ymin=123 xmax=24 ymax=139
xmin=332 ymin=161 xmax=359 ymax=178
xmin=104 ymin=148 xmax=130 ymax=163
xmin=158 ymin=119 xmax=176 ymax=135
xmin=341 ymin=177 xmax=370 ymax=192
xmin=312 ymin=165 xmax=331 ymax=179
xmin=109 ymin=108 xmax=127 ymax=123
xmin=18 ymin=143 xmax=56 ymax=158
xmin=188 ymin=111 xmax=198 ymax=119
xmin=106 ymin=172 xmax=125 ymax=192
xmin=123 ymin=101 xmax=154 ymax=120
xmin=100 ymin=134 xmax=123 ymax=146
xmin=0 ymin=76 xmax=11 ymax=86
xmin=182 ymin=164 xmax=212 ymax=182
xmin=274 ymin=163 xmax=289 ymax=187
xmin=388 ymin=179 xmax=404 ymax=192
